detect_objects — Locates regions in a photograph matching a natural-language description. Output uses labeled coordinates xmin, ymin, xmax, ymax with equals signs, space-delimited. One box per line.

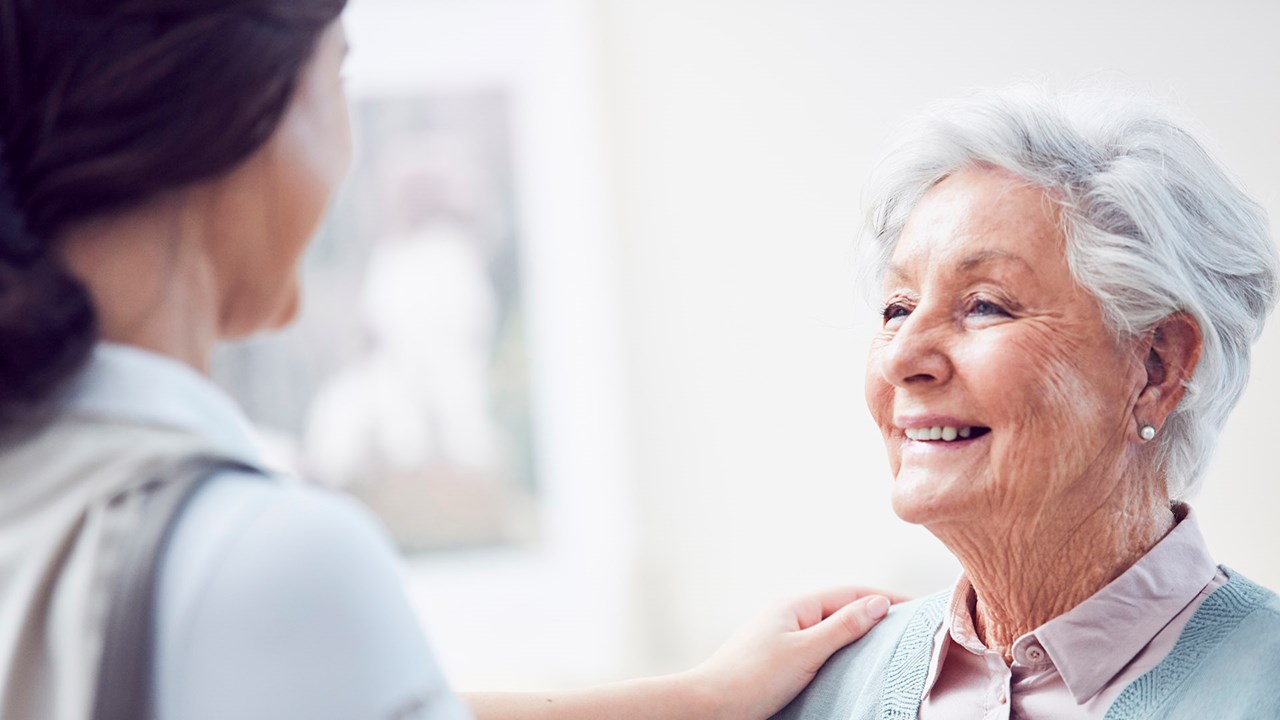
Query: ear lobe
xmin=1133 ymin=312 xmax=1203 ymax=437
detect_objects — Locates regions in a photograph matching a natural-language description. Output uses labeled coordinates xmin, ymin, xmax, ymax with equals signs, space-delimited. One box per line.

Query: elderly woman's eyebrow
xmin=883 ymin=250 xmax=1034 ymax=285
xmin=957 ymin=249 xmax=1035 ymax=275
xmin=885 ymin=263 xmax=911 ymax=284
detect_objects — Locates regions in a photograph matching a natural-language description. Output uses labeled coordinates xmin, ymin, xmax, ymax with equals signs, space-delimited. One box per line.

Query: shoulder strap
xmin=92 ymin=454 xmax=264 ymax=720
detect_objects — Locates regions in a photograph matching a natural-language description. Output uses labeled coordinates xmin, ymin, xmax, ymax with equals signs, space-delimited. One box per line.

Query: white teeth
xmin=905 ymin=425 xmax=975 ymax=442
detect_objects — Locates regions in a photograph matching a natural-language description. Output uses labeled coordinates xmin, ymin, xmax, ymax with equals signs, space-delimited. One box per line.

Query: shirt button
xmin=998 ymin=693 xmax=1008 ymax=704
xmin=1026 ymin=645 xmax=1046 ymax=663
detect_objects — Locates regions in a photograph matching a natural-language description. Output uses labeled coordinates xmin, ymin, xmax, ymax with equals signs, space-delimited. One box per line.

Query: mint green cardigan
xmin=773 ymin=567 xmax=1280 ymax=719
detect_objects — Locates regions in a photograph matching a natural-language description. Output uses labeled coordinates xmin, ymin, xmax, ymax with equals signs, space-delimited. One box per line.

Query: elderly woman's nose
xmin=881 ymin=312 xmax=953 ymax=388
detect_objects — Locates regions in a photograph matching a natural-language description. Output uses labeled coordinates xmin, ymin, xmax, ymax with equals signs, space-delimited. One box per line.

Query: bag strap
xmin=92 ymin=454 xmax=264 ymax=720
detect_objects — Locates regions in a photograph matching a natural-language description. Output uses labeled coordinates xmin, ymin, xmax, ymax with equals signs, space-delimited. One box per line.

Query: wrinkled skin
xmin=864 ymin=167 xmax=1195 ymax=657
xmin=866 ymin=167 xmax=1146 ymax=530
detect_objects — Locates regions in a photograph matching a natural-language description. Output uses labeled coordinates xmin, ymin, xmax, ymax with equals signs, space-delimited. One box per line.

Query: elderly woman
xmin=776 ymin=86 xmax=1280 ymax=720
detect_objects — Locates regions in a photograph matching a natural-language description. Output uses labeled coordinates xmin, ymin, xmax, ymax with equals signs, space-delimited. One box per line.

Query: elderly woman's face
xmin=865 ymin=168 xmax=1147 ymax=527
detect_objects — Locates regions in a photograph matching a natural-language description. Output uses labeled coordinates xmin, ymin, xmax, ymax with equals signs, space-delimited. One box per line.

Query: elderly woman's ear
xmin=1133 ymin=312 xmax=1203 ymax=441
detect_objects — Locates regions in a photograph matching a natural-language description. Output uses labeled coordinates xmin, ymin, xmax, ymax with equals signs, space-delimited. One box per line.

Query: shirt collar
xmin=1036 ymin=504 xmax=1216 ymax=702
xmin=920 ymin=577 xmax=963 ymax=699
xmin=921 ymin=505 xmax=1217 ymax=704
xmin=60 ymin=342 xmax=265 ymax=464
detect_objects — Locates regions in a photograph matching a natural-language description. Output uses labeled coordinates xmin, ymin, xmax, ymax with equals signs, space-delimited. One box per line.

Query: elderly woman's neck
xmin=935 ymin=488 xmax=1177 ymax=663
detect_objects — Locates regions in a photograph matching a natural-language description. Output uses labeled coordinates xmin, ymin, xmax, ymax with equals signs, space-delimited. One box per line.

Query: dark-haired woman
xmin=0 ymin=3 xmax=895 ymax=719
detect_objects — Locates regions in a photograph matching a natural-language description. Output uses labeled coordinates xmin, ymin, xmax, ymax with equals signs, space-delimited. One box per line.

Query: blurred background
xmin=211 ymin=0 xmax=1280 ymax=692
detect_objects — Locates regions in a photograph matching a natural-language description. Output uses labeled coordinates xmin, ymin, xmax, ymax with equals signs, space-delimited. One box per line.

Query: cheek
xmin=966 ymin=324 xmax=1130 ymax=486
xmin=965 ymin=325 xmax=1107 ymax=424
xmin=272 ymin=86 xmax=351 ymax=242
xmin=864 ymin=340 xmax=895 ymax=424
xmin=865 ymin=342 xmax=902 ymax=470
xmin=305 ymin=93 xmax=353 ymax=188
xmin=1025 ymin=327 xmax=1131 ymax=427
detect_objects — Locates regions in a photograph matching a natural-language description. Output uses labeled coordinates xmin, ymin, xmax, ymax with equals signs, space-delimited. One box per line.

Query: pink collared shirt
xmin=919 ymin=505 xmax=1224 ymax=719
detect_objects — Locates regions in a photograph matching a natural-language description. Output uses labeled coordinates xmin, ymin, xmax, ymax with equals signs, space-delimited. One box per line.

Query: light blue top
xmin=66 ymin=343 xmax=473 ymax=720
xmin=773 ymin=568 xmax=1280 ymax=720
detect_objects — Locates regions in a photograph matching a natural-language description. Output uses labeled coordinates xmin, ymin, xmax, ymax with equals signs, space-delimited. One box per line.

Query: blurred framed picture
xmin=215 ymin=0 xmax=635 ymax=687
xmin=215 ymin=89 xmax=538 ymax=553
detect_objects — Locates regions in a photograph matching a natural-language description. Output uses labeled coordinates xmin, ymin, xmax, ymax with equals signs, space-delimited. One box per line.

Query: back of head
xmin=0 ymin=0 xmax=346 ymax=417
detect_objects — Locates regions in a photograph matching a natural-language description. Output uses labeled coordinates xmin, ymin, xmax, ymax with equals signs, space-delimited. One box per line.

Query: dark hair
xmin=0 ymin=0 xmax=347 ymax=413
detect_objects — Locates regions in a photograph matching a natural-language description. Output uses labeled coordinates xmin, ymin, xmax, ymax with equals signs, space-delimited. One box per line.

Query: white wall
xmin=597 ymin=0 xmax=1280 ymax=673
xmin=343 ymin=0 xmax=1280 ymax=687
xmin=345 ymin=0 xmax=639 ymax=690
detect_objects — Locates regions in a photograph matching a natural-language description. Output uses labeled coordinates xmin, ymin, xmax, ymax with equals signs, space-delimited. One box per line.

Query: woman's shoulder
xmin=1187 ymin=566 xmax=1280 ymax=642
xmin=1107 ymin=567 xmax=1280 ymax=720
xmin=771 ymin=591 xmax=948 ymax=720
xmin=155 ymin=471 xmax=470 ymax=720
xmin=1200 ymin=566 xmax=1280 ymax=651
xmin=158 ymin=470 xmax=399 ymax=624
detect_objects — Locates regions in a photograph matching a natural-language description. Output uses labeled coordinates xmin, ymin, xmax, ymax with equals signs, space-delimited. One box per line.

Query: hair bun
xmin=0 ymin=142 xmax=98 ymax=412
xmin=0 ymin=254 xmax=98 ymax=410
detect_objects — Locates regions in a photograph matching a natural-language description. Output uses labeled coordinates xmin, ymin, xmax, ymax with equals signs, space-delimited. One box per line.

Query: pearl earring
xmin=1139 ymin=423 xmax=1157 ymax=441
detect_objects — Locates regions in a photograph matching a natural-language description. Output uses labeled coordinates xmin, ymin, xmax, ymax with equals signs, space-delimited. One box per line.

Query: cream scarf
xmin=0 ymin=415 xmax=217 ymax=720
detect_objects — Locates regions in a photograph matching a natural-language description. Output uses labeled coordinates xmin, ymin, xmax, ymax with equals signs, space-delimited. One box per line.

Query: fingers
xmin=801 ymin=595 xmax=892 ymax=657
xmin=790 ymin=585 xmax=912 ymax=630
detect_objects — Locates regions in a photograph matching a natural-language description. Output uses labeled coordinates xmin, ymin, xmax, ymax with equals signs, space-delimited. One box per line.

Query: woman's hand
xmin=466 ymin=586 xmax=906 ymax=720
xmin=683 ymin=585 xmax=906 ymax=719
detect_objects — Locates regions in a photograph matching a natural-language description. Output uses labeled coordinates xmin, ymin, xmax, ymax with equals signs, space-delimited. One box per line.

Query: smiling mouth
xmin=902 ymin=425 xmax=992 ymax=443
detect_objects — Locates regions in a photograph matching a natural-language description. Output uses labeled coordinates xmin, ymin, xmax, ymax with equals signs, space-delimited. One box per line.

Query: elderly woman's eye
xmin=881 ymin=302 xmax=912 ymax=326
xmin=969 ymin=299 xmax=1009 ymax=317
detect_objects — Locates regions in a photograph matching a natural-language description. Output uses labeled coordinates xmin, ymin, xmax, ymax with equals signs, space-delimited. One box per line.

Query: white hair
xmin=862 ymin=84 xmax=1279 ymax=500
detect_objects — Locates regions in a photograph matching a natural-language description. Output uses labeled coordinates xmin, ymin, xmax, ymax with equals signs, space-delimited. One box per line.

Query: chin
xmin=220 ymin=286 xmax=302 ymax=340
xmin=889 ymin=467 xmax=973 ymax=526
xmin=267 ymin=287 xmax=302 ymax=330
